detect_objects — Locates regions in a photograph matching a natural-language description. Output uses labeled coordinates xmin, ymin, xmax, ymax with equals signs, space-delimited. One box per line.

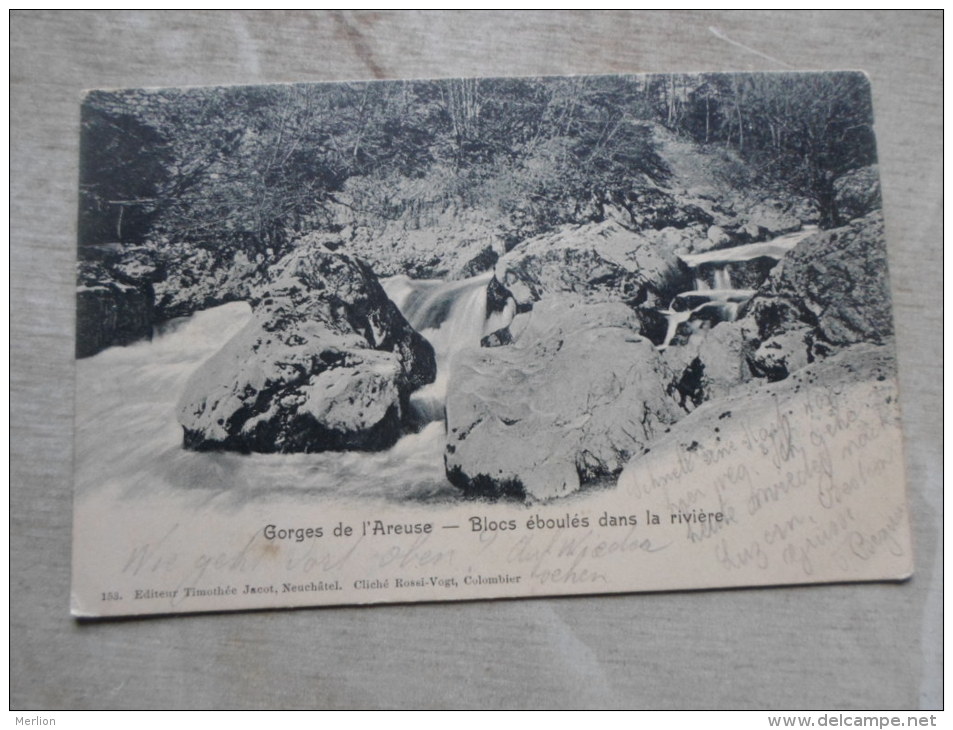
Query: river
xmin=74 ymin=273 xmax=503 ymax=508
xmin=75 ymin=227 xmax=810 ymax=508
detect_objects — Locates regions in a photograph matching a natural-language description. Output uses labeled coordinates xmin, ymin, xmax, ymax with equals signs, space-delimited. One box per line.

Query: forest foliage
xmin=79 ymin=72 xmax=877 ymax=258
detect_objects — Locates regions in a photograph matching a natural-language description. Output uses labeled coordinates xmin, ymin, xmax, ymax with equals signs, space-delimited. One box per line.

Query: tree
xmin=79 ymin=76 xmax=677 ymax=260
xmin=78 ymin=99 xmax=172 ymax=244
xmin=674 ymin=72 xmax=878 ymax=228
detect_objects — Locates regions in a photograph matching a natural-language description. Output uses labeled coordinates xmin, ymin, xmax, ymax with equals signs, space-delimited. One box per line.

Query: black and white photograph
xmin=13 ymin=9 xmax=940 ymax=713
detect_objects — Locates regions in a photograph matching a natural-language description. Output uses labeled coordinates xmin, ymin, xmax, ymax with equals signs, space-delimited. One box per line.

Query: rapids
xmin=382 ymin=272 xmax=508 ymax=423
xmin=657 ymin=226 xmax=818 ymax=350
xmin=74 ymin=272 xmax=503 ymax=507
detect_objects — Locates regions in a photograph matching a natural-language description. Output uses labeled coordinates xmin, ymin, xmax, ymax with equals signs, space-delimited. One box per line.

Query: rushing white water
xmin=712 ymin=266 xmax=733 ymax=291
xmin=674 ymin=289 xmax=757 ymax=304
xmin=657 ymin=307 xmax=694 ymax=351
xmin=382 ymin=272 xmax=500 ymax=423
xmin=80 ymin=226 xmax=812 ymax=502
xmin=74 ymin=301 xmax=458 ymax=507
xmin=657 ymin=299 xmax=745 ymax=350
xmin=658 ymin=288 xmax=757 ymax=349
xmin=678 ymin=226 xmax=818 ymax=268
xmin=658 ymin=226 xmax=818 ymax=350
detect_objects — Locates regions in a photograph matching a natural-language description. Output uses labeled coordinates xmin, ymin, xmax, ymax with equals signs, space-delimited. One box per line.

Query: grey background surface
xmin=10 ymin=10 xmax=941 ymax=710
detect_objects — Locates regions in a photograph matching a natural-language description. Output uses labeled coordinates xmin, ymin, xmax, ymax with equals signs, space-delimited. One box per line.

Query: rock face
xmin=177 ymin=245 xmax=436 ymax=453
xmin=625 ymin=187 xmax=714 ymax=231
xmin=75 ymin=245 xmax=165 ymax=358
xmin=154 ymin=243 xmax=263 ymax=321
xmin=662 ymin=320 xmax=751 ymax=411
xmin=746 ymin=326 xmax=813 ymax=382
xmin=444 ymin=300 xmax=681 ymax=501
xmin=738 ymin=199 xmax=803 ymax=238
xmin=492 ymin=220 xmax=691 ymax=312
xmin=330 ymin=185 xmax=508 ymax=280
xmin=618 ymin=340 xmax=899 ymax=497
xmin=741 ymin=212 xmax=892 ymax=379
xmin=834 ymin=165 xmax=882 ymax=222
xmin=76 ymin=278 xmax=152 ymax=358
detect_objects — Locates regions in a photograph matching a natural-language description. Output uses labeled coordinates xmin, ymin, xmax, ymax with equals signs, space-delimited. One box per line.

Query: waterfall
xmin=382 ymin=272 xmax=498 ymax=424
xmin=657 ymin=306 xmax=693 ymax=350
xmin=712 ymin=265 xmax=733 ymax=290
xmin=657 ymin=297 xmax=749 ymax=350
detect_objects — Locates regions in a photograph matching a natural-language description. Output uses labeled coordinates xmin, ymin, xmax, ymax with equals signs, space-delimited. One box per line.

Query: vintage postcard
xmin=71 ymin=72 xmax=912 ymax=617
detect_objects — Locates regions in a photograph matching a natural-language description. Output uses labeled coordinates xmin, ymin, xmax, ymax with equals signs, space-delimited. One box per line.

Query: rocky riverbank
xmin=441 ymin=209 xmax=892 ymax=500
xmin=74 ymin=115 xmax=893 ymax=504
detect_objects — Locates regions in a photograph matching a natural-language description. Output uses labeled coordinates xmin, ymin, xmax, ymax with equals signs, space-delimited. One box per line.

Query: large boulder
xmin=493 ymin=220 xmax=692 ymax=312
xmin=737 ymin=198 xmax=804 ymax=238
xmin=177 ymin=245 xmax=436 ymax=453
xmin=834 ymin=165 xmax=882 ymax=222
xmin=625 ymin=187 xmax=714 ymax=231
xmin=456 ymin=245 xmax=499 ymax=279
xmin=746 ymin=326 xmax=813 ymax=382
xmin=444 ymin=299 xmax=681 ymax=501
xmin=662 ymin=319 xmax=752 ymax=411
xmin=741 ymin=212 xmax=893 ymax=379
xmin=618 ymin=340 xmax=900 ymax=500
